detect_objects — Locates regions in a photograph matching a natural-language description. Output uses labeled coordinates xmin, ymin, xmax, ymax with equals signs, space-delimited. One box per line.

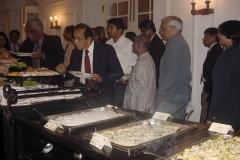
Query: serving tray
xmin=44 ymin=107 xmax=132 ymax=132
xmin=82 ymin=119 xmax=197 ymax=153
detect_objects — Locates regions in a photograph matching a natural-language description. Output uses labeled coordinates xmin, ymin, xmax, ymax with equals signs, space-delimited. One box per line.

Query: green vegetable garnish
xmin=9 ymin=62 xmax=27 ymax=68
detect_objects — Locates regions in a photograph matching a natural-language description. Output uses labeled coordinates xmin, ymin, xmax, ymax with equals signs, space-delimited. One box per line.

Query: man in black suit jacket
xmin=56 ymin=23 xmax=124 ymax=106
xmin=200 ymin=27 xmax=223 ymax=123
xmin=139 ymin=19 xmax=165 ymax=88
xmin=19 ymin=18 xmax=64 ymax=86
xmin=19 ymin=18 xmax=64 ymax=71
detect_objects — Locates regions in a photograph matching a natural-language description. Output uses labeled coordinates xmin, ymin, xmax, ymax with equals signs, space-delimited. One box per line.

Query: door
xmin=22 ymin=6 xmax=39 ymax=41
xmin=103 ymin=0 xmax=153 ymax=36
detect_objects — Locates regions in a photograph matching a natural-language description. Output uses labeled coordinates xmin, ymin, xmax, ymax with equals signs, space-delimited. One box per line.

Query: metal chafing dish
xmin=167 ymin=133 xmax=236 ymax=160
xmin=82 ymin=119 xmax=197 ymax=153
xmin=44 ymin=107 xmax=132 ymax=132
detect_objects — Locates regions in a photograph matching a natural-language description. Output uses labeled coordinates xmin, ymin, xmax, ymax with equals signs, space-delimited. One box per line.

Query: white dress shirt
xmin=106 ymin=35 xmax=137 ymax=74
xmin=9 ymin=42 xmax=19 ymax=52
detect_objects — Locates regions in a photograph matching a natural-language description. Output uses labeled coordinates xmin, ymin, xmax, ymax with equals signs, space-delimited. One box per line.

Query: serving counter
xmin=1 ymin=85 xmax=234 ymax=160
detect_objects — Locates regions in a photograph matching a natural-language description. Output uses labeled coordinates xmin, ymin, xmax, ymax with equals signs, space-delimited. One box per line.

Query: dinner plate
xmin=69 ymin=71 xmax=94 ymax=78
xmin=15 ymin=53 xmax=35 ymax=57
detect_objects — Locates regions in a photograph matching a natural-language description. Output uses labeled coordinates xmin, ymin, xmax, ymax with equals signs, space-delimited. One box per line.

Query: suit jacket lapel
xmin=41 ymin=34 xmax=48 ymax=52
xmin=92 ymin=41 xmax=98 ymax=73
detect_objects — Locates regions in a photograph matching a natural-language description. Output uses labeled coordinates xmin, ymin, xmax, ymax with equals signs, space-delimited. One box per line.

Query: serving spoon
xmin=176 ymin=110 xmax=194 ymax=131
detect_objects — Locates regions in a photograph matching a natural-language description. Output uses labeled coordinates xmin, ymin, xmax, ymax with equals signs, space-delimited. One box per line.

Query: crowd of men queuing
xmin=0 ymin=16 xmax=240 ymax=131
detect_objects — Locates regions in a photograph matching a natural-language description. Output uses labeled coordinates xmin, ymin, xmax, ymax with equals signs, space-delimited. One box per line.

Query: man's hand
xmin=87 ymin=73 xmax=102 ymax=82
xmin=32 ymin=51 xmax=45 ymax=59
xmin=117 ymin=78 xmax=128 ymax=85
xmin=56 ymin=63 xmax=67 ymax=75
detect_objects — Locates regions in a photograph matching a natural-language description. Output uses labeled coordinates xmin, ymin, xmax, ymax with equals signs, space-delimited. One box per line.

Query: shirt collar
xmin=150 ymin=34 xmax=156 ymax=42
xmin=209 ymin=42 xmax=217 ymax=50
xmin=85 ymin=40 xmax=94 ymax=55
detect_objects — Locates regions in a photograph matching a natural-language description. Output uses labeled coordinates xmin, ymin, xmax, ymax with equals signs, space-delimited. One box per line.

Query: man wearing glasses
xmin=154 ymin=16 xmax=192 ymax=120
xmin=56 ymin=23 xmax=124 ymax=106
xmin=106 ymin=18 xmax=137 ymax=108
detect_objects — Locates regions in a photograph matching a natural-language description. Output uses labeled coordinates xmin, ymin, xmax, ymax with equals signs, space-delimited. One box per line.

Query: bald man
xmin=123 ymin=34 xmax=156 ymax=113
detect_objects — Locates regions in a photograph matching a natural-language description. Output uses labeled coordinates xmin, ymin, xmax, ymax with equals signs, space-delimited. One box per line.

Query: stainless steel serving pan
xmin=167 ymin=133 xmax=233 ymax=160
xmin=44 ymin=107 xmax=132 ymax=132
xmin=82 ymin=119 xmax=197 ymax=153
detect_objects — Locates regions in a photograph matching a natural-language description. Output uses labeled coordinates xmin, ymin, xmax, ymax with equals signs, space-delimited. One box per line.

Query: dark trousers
xmin=200 ymin=84 xmax=209 ymax=123
xmin=114 ymin=83 xmax=127 ymax=108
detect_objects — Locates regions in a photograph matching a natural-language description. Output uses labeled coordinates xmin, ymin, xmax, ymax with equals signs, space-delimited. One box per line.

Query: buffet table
xmin=12 ymin=108 xmax=211 ymax=160
xmin=1 ymin=85 xmax=236 ymax=160
xmin=0 ymin=98 xmax=210 ymax=160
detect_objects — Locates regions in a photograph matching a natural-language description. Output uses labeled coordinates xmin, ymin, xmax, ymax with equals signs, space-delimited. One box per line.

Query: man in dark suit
xmin=19 ymin=18 xmax=64 ymax=86
xmin=19 ymin=18 xmax=64 ymax=71
xmin=56 ymin=23 xmax=124 ymax=106
xmin=139 ymin=19 xmax=165 ymax=88
xmin=200 ymin=27 xmax=223 ymax=123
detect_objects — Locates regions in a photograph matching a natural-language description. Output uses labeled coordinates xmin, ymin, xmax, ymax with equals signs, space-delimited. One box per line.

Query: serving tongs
xmin=176 ymin=110 xmax=194 ymax=131
xmin=111 ymin=106 xmax=121 ymax=116
xmin=142 ymin=150 xmax=169 ymax=159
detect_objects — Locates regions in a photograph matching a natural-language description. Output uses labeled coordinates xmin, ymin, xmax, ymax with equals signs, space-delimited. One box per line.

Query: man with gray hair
xmin=123 ymin=34 xmax=156 ymax=113
xmin=19 ymin=18 xmax=64 ymax=85
xmin=154 ymin=16 xmax=192 ymax=119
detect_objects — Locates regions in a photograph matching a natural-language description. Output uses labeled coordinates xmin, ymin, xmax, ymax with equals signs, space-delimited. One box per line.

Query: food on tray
xmin=27 ymin=67 xmax=39 ymax=72
xmin=9 ymin=62 xmax=28 ymax=72
xmin=76 ymin=72 xmax=83 ymax=75
xmin=0 ymin=55 xmax=11 ymax=59
xmin=55 ymin=111 xmax=121 ymax=126
xmin=7 ymin=72 xmax=19 ymax=76
xmin=9 ymin=62 xmax=27 ymax=68
xmin=15 ymin=80 xmax=39 ymax=87
xmin=101 ymin=123 xmax=179 ymax=146
xmin=171 ymin=135 xmax=240 ymax=160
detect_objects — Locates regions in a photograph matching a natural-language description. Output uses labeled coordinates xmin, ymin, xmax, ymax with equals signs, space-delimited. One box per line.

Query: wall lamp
xmin=191 ymin=0 xmax=214 ymax=15
xmin=50 ymin=16 xmax=61 ymax=29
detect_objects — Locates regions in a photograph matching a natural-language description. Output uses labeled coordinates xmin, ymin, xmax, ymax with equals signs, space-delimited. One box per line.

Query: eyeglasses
xmin=73 ymin=37 xmax=86 ymax=42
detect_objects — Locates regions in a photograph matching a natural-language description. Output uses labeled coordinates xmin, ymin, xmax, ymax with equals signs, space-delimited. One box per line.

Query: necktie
xmin=33 ymin=42 xmax=40 ymax=68
xmin=84 ymin=50 xmax=91 ymax=73
xmin=13 ymin=44 xmax=17 ymax=52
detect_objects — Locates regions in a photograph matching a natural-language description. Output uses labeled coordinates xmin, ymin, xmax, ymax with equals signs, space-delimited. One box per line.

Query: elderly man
xmin=139 ymin=19 xmax=165 ymax=88
xmin=19 ymin=18 xmax=64 ymax=85
xmin=154 ymin=16 xmax=192 ymax=119
xmin=56 ymin=23 xmax=123 ymax=106
xmin=123 ymin=35 xmax=156 ymax=113
xmin=106 ymin=18 xmax=137 ymax=108
xmin=200 ymin=27 xmax=223 ymax=123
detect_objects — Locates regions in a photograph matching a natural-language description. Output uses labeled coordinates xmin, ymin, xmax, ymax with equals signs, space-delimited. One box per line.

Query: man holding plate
xmin=56 ymin=23 xmax=123 ymax=106
xmin=19 ymin=18 xmax=64 ymax=85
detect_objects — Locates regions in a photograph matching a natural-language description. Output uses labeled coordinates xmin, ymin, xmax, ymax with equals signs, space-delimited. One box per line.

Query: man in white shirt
xmin=9 ymin=30 xmax=20 ymax=52
xmin=106 ymin=18 xmax=137 ymax=107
